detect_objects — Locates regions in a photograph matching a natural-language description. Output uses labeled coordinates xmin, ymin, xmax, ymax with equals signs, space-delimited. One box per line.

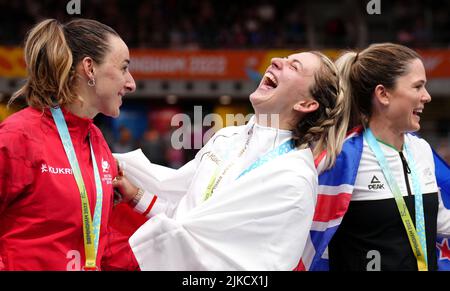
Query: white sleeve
xmin=114 ymin=128 xmax=238 ymax=218
xmin=113 ymin=149 xmax=198 ymax=216
xmin=437 ymin=190 xmax=450 ymax=237
xmin=133 ymin=191 xmax=175 ymax=218
xmin=129 ymin=154 xmax=317 ymax=270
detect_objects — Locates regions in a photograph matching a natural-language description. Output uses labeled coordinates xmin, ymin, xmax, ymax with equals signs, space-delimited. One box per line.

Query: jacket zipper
xmin=399 ymin=151 xmax=412 ymax=196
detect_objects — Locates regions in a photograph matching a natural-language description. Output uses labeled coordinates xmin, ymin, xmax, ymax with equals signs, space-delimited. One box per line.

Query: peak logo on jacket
xmin=368 ymin=175 xmax=385 ymax=190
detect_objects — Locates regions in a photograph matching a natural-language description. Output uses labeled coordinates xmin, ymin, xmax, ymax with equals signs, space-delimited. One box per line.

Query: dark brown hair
xmin=336 ymin=43 xmax=421 ymax=129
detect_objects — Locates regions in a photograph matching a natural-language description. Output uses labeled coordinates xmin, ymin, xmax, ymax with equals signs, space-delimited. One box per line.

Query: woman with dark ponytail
xmin=301 ymin=43 xmax=450 ymax=271
xmin=111 ymin=51 xmax=346 ymax=270
xmin=0 ymin=18 xmax=137 ymax=270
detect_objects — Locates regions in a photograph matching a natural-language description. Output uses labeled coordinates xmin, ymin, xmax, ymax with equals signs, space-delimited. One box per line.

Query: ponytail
xmin=335 ymin=43 xmax=421 ymax=131
xmin=334 ymin=51 xmax=362 ymax=130
xmin=10 ymin=19 xmax=76 ymax=109
xmin=10 ymin=18 xmax=119 ymax=110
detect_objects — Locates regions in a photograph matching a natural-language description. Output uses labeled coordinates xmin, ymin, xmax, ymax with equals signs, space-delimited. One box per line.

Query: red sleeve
xmin=0 ymin=127 xmax=35 ymax=215
xmin=101 ymin=203 xmax=147 ymax=271
xmin=101 ymin=223 xmax=140 ymax=271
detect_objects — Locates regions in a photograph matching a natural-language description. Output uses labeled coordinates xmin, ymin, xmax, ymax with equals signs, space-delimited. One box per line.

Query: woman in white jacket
xmin=113 ymin=51 xmax=347 ymax=270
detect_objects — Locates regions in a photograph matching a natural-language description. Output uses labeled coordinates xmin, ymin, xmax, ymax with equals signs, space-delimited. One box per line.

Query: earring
xmin=88 ymin=78 xmax=96 ymax=87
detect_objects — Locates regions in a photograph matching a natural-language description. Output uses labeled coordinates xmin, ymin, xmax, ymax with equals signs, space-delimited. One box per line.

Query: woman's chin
xmin=250 ymin=91 xmax=273 ymax=107
xmin=404 ymin=123 xmax=420 ymax=133
xmin=410 ymin=124 xmax=420 ymax=132
xmin=104 ymin=108 xmax=120 ymax=118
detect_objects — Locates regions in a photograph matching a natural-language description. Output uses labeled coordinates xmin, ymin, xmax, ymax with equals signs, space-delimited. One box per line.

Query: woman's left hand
xmin=113 ymin=174 xmax=139 ymax=204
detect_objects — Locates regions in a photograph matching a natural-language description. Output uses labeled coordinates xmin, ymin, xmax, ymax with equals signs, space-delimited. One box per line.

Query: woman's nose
xmin=126 ymin=74 xmax=136 ymax=93
xmin=270 ymin=57 xmax=283 ymax=70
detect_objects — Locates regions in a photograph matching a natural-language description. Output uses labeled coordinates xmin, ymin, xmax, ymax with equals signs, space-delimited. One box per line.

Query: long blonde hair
xmin=10 ymin=18 xmax=118 ymax=110
xmin=293 ymin=51 xmax=349 ymax=170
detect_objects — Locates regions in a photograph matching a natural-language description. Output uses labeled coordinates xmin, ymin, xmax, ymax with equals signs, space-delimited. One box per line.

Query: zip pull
xmin=399 ymin=151 xmax=413 ymax=197
xmin=399 ymin=151 xmax=411 ymax=174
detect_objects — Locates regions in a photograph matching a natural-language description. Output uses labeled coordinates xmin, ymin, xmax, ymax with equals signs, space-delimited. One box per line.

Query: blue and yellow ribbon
xmin=364 ymin=128 xmax=427 ymax=271
xmin=51 ymin=107 xmax=103 ymax=270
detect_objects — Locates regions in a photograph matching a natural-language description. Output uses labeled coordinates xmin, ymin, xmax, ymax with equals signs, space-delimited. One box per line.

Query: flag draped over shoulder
xmin=433 ymin=147 xmax=450 ymax=271
xmin=434 ymin=148 xmax=450 ymax=209
xmin=296 ymin=127 xmax=450 ymax=271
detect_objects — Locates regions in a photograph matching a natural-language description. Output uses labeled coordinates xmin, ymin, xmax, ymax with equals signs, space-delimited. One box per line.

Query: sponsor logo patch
xmin=368 ymin=175 xmax=385 ymax=190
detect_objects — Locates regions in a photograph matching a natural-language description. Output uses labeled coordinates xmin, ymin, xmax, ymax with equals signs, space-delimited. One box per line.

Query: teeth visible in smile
xmin=264 ymin=72 xmax=278 ymax=87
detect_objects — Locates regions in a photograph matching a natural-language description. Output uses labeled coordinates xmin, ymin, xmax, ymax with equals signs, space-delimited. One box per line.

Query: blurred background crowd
xmin=1 ymin=0 xmax=449 ymax=48
xmin=0 ymin=0 xmax=449 ymax=166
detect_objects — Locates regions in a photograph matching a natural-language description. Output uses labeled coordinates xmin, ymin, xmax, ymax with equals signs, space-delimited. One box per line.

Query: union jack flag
xmin=296 ymin=127 xmax=450 ymax=271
